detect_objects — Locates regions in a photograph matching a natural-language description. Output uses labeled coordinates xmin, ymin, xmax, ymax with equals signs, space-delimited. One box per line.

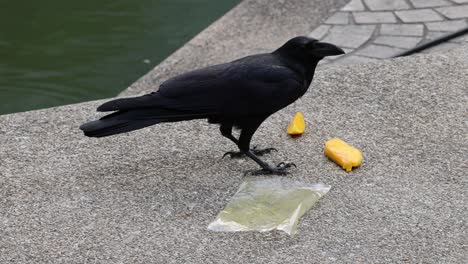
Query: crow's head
xmin=276 ymin=36 xmax=345 ymax=60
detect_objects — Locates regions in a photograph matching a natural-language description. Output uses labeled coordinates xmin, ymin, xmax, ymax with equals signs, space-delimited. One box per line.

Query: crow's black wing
xmin=96 ymin=63 xmax=230 ymax=113
xmin=97 ymin=58 xmax=304 ymax=116
xmin=221 ymin=63 xmax=306 ymax=116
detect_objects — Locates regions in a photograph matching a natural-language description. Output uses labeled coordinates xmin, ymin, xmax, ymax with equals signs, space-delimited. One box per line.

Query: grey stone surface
xmin=325 ymin=12 xmax=350 ymax=24
xmin=395 ymin=9 xmax=445 ymax=22
xmin=322 ymin=25 xmax=376 ymax=48
xmin=450 ymin=34 xmax=468 ymax=43
xmin=355 ymin=44 xmax=405 ymax=58
xmin=409 ymin=0 xmax=452 ymax=8
xmin=364 ymin=0 xmax=409 ymax=10
xmin=320 ymin=48 xmax=355 ymax=66
xmin=425 ymin=31 xmax=449 ymax=41
xmin=120 ymin=0 xmax=348 ymax=97
xmin=423 ymin=42 xmax=463 ymax=52
xmin=334 ymin=55 xmax=380 ymax=65
xmin=424 ymin=31 xmax=468 ymax=44
xmin=425 ymin=19 xmax=468 ymax=31
xmin=380 ymin=24 xmax=425 ymax=36
xmin=1 ymin=46 xmax=467 ymax=263
xmin=342 ymin=0 xmax=366 ymax=11
xmin=451 ymin=0 xmax=468 ymax=3
xmin=308 ymin=25 xmax=331 ymax=39
xmin=353 ymin=11 xmax=397 ymax=23
xmin=374 ymin=35 xmax=422 ymax=48
xmin=436 ymin=5 xmax=468 ymax=19
xmin=306 ymin=0 xmax=466 ymax=67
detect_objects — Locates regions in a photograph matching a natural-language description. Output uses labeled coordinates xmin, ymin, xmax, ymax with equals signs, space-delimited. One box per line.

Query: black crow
xmin=80 ymin=36 xmax=344 ymax=175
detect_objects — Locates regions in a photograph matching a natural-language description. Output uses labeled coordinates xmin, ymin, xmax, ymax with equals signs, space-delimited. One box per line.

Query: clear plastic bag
xmin=208 ymin=177 xmax=331 ymax=236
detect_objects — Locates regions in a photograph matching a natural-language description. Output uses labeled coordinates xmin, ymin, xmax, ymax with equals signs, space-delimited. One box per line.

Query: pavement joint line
xmin=310 ymin=0 xmax=468 ymax=65
xmin=432 ymin=7 xmax=453 ymax=20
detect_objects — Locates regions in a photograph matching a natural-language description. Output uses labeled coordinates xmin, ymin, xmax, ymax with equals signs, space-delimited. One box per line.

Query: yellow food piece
xmin=325 ymin=138 xmax=362 ymax=172
xmin=287 ymin=112 xmax=305 ymax=135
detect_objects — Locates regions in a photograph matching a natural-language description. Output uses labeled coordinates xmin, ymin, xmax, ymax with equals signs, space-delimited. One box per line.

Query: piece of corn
xmin=325 ymin=138 xmax=362 ymax=172
xmin=287 ymin=112 xmax=305 ymax=135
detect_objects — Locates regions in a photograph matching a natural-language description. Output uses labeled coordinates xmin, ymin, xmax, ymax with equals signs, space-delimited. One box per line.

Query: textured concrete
xmin=120 ymin=0 xmax=348 ymax=97
xmin=1 ymin=45 xmax=467 ymax=263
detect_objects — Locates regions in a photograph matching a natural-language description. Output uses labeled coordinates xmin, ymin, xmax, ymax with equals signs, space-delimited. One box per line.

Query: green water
xmin=0 ymin=0 xmax=239 ymax=115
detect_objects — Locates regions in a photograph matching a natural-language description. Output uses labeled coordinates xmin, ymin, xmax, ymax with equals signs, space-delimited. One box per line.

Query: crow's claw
xmin=276 ymin=162 xmax=296 ymax=168
xmin=222 ymin=151 xmax=244 ymax=159
xmin=252 ymin=147 xmax=278 ymax=156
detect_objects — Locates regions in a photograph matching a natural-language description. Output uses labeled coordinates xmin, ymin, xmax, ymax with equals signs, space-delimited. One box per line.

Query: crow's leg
xmin=220 ymin=122 xmax=239 ymax=145
xmin=220 ymin=123 xmax=277 ymax=158
xmin=223 ymin=147 xmax=278 ymax=158
xmin=237 ymin=121 xmax=295 ymax=175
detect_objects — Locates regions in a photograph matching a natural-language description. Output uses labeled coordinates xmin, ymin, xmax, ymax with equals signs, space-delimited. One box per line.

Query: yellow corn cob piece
xmin=287 ymin=112 xmax=305 ymax=135
xmin=325 ymin=138 xmax=362 ymax=172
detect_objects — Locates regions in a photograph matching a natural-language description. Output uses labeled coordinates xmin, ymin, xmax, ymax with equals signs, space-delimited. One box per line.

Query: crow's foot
xmin=222 ymin=146 xmax=277 ymax=159
xmin=244 ymin=162 xmax=296 ymax=176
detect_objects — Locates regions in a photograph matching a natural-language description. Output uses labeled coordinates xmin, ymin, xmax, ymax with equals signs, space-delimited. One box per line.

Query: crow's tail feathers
xmin=79 ymin=108 xmax=209 ymax=138
xmin=79 ymin=118 xmax=160 ymax=138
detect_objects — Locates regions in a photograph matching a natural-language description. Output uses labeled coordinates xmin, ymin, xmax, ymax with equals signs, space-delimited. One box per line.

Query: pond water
xmin=0 ymin=0 xmax=239 ymax=115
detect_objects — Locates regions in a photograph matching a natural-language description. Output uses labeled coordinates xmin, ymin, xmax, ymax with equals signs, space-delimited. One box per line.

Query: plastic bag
xmin=208 ymin=177 xmax=331 ymax=236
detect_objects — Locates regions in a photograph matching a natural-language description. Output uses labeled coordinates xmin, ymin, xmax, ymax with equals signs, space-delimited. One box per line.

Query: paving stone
xmin=422 ymin=31 xmax=467 ymax=45
xmin=336 ymin=55 xmax=380 ymax=65
xmin=353 ymin=11 xmax=397 ymax=23
xmin=380 ymin=24 xmax=425 ymax=36
xmin=317 ymin=59 xmax=332 ymax=66
xmin=307 ymin=25 xmax=331 ymax=39
xmin=322 ymin=25 xmax=376 ymax=48
xmin=364 ymin=0 xmax=410 ymax=11
xmin=325 ymin=12 xmax=350 ymax=24
xmin=436 ymin=5 xmax=468 ymax=19
xmin=425 ymin=31 xmax=449 ymax=41
xmin=374 ymin=36 xmax=423 ymax=49
xmin=342 ymin=0 xmax=366 ymax=11
xmin=450 ymin=35 xmax=468 ymax=43
xmin=355 ymin=44 xmax=405 ymax=58
xmin=425 ymin=19 xmax=468 ymax=31
xmin=327 ymin=48 xmax=353 ymax=61
xmin=423 ymin=42 xmax=462 ymax=53
xmin=395 ymin=9 xmax=444 ymax=22
xmin=408 ymin=0 xmax=452 ymax=8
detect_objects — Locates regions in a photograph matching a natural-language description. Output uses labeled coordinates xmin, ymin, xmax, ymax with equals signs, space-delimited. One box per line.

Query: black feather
xmin=80 ymin=108 xmax=212 ymax=137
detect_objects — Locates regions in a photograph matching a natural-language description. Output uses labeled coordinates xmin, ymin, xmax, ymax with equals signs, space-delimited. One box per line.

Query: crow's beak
xmin=311 ymin=41 xmax=345 ymax=57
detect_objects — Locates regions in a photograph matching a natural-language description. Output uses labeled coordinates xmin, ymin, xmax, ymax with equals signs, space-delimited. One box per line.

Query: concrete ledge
xmin=120 ymin=0 xmax=348 ymax=97
xmin=1 ymin=46 xmax=467 ymax=263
